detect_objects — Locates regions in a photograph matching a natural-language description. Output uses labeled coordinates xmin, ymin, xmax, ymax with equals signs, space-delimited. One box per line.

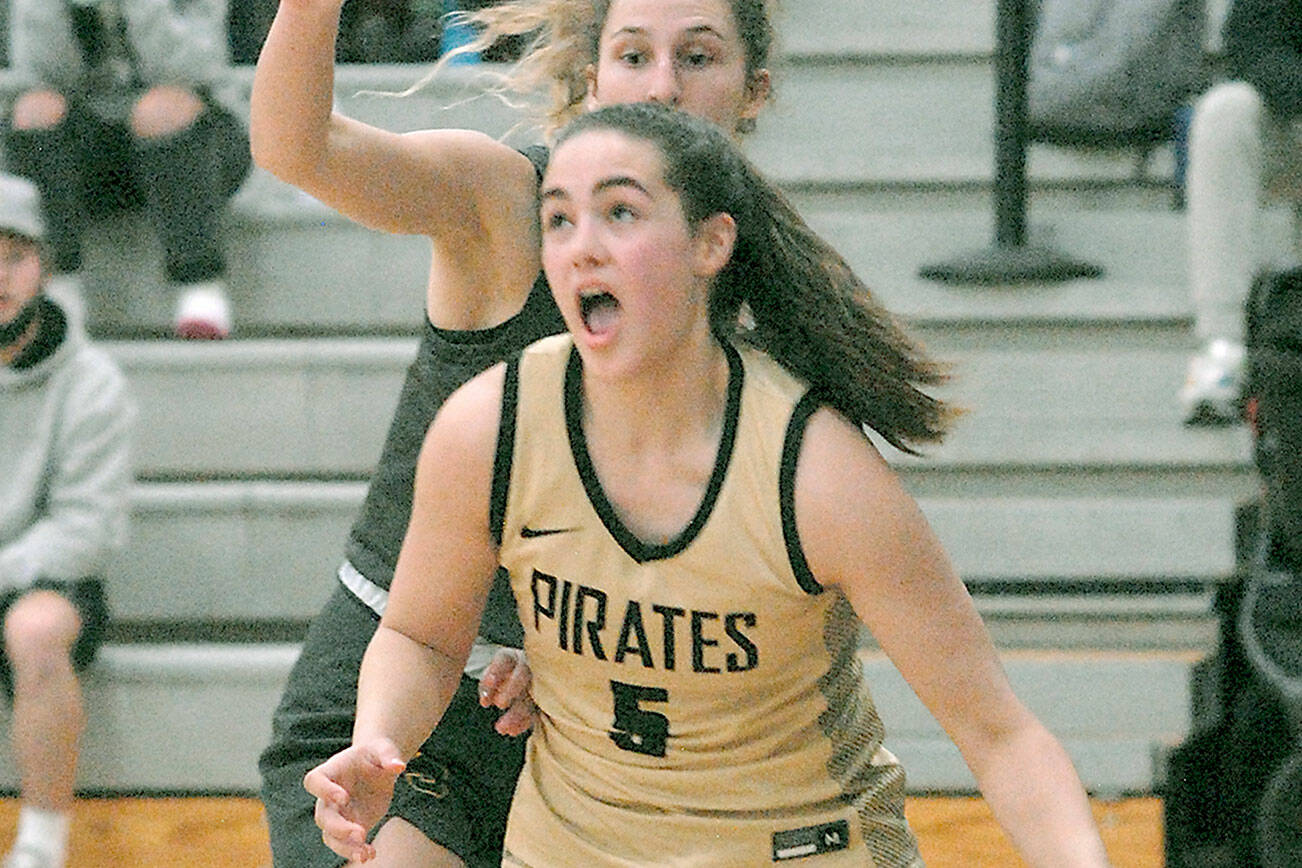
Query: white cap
xmin=0 ymin=173 xmax=44 ymax=243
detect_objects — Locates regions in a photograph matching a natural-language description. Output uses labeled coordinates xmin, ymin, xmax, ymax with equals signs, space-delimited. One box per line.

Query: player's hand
xmin=479 ymin=647 xmax=537 ymax=736
xmin=303 ymin=739 xmax=406 ymax=862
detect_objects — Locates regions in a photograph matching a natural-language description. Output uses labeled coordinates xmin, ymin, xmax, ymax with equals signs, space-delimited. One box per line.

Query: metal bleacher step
xmin=868 ymin=650 xmax=1199 ymax=794
xmin=778 ymin=0 xmax=994 ymax=58
xmin=111 ymin=337 xmax=410 ymax=477
xmin=781 ymin=0 xmax=1228 ymax=60
xmin=112 ymin=337 xmax=1258 ymax=480
xmin=906 ymin=344 xmax=1257 ymax=474
xmin=803 ymin=205 xmax=1295 ymax=330
xmin=0 ymin=643 xmax=296 ymax=795
xmin=112 ymin=482 xmax=1238 ymax=633
xmin=111 ymin=481 xmax=355 ymax=626
xmin=0 ymin=645 xmax=1193 ymax=795
xmin=781 ymin=0 xmax=994 ymax=58
xmin=85 ymin=193 xmax=1302 ymax=339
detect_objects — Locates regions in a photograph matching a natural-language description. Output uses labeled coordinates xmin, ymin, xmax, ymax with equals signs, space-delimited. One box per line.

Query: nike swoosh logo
xmin=520 ymin=526 xmax=575 ymax=538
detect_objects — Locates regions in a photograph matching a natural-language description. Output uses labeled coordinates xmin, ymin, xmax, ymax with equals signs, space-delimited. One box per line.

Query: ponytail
xmin=555 ymin=103 xmax=956 ymax=454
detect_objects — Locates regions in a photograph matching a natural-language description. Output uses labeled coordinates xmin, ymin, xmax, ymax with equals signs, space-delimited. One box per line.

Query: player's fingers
xmin=495 ymin=693 xmax=537 ymax=736
xmin=481 ymin=651 xmax=531 ymax=710
xmin=322 ymin=828 xmax=375 ymax=864
xmin=314 ymin=800 xmax=369 ymax=859
xmin=303 ymin=767 xmax=350 ymax=808
xmin=492 ymin=656 xmax=532 ymax=710
xmin=319 ymin=825 xmax=353 ymax=860
xmin=479 ymin=648 xmax=522 ymax=706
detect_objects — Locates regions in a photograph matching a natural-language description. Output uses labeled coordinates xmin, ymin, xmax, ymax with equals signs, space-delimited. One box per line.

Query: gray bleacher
xmin=0 ymin=0 xmax=1274 ymax=795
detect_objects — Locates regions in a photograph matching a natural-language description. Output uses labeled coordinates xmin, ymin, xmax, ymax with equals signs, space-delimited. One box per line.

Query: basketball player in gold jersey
xmin=306 ymin=104 xmax=1114 ymax=867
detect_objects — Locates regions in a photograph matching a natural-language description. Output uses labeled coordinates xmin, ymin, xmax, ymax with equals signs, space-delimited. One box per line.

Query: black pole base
xmin=918 ymin=243 xmax=1105 ymax=286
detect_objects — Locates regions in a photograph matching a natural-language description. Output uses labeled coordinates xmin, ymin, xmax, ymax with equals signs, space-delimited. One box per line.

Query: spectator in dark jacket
xmin=3 ymin=0 xmax=251 ymax=339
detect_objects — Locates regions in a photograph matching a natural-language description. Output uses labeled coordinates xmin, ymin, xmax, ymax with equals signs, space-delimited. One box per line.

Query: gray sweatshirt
xmin=7 ymin=0 xmax=244 ymax=118
xmin=0 ymin=298 xmax=136 ymax=590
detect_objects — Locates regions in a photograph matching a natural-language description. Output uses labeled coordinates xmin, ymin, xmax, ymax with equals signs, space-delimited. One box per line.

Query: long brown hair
xmin=553 ymin=103 xmax=956 ymax=454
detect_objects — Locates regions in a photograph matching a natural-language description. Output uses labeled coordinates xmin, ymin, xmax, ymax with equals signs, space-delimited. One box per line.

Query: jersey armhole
xmin=489 ymin=355 xmax=521 ymax=546
xmin=521 ymin=143 xmax=550 ymax=183
xmin=780 ymin=391 xmax=825 ymax=595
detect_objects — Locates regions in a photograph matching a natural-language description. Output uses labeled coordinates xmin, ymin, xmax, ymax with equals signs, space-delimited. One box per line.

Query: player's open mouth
xmin=579 ymin=290 xmax=621 ymax=336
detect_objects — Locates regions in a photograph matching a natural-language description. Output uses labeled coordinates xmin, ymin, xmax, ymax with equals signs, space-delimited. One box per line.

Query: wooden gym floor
xmin=0 ymin=795 xmax=1164 ymax=866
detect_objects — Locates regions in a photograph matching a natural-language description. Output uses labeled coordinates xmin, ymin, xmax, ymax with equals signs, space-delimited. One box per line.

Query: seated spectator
xmin=3 ymin=0 xmax=252 ymax=339
xmin=0 ymin=173 xmax=136 ymax=868
xmin=1183 ymin=0 xmax=1302 ymax=425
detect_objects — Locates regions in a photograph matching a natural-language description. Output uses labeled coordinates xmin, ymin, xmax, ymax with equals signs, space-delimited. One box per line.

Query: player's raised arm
xmin=250 ymin=0 xmax=538 ymax=245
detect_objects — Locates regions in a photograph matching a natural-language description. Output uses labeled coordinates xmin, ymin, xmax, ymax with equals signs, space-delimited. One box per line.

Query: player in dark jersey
xmin=306 ymin=103 xmax=1114 ymax=867
xmin=250 ymin=1 xmax=774 ymax=865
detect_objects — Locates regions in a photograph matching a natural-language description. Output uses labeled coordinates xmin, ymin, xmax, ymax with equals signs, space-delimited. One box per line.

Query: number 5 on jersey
xmin=609 ymin=680 xmax=669 ymax=757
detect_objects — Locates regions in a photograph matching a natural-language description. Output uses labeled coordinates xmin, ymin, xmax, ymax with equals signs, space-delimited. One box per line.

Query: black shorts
xmin=0 ymin=578 xmax=109 ymax=699
xmin=65 ymin=92 xmax=251 ymax=216
xmin=259 ymin=583 xmax=527 ymax=868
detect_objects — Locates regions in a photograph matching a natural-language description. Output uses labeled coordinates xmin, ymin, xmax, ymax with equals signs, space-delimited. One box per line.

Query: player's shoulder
xmin=795 ymin=404 xmax=895 ymax=512
xmin=432 ymin=362 xmax=510 ymax=454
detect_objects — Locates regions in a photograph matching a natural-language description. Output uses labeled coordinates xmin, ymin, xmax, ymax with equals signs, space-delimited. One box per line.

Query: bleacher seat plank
xmin=112 ymin=482 xmax=360 ymax=622
xmin=112 ymin=484 xmax=1236 ymax=624
xmin=900 ymin=417 xmax=1252 ymax=472
xmin=864 ymin=651 xmax=1196 ymax=793
xmin=0 ymin=647 xmax=1192 ymax=794
xmin=0 ymin=644 xmax=297 ymax=793
xmin=974 ymin=595 xmax=1218 ymax=652
xmin=926 ymin=496 xmax=1238 ymax=582
xmin=82 ymin=200 xmax=1298 ymax=338
xmin=777 ymin=0 xmax=995 ymax=58
xmin=111 ymin=338 xmax=413 ymax=477
xmin=801 ymin=206 xmax=1297 ymax=328
xmin=112 ymin=338 xmax=1257 ymax=477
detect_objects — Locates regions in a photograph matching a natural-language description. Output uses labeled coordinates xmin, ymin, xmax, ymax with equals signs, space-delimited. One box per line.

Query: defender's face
xmin=589 ymin=0 xmax=768 ymax=135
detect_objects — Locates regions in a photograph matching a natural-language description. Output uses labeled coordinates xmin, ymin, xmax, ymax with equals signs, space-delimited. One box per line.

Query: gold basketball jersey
xmin=494 ymin=334 xmax=923 ymax=867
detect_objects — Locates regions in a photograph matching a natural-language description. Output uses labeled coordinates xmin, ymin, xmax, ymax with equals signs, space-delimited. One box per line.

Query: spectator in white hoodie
xmin=0 ymin=173 xmax=136 ymax=868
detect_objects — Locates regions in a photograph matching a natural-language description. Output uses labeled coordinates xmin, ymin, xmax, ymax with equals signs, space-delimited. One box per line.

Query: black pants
xmin=3 ymin=93 xmax=251 ymax=283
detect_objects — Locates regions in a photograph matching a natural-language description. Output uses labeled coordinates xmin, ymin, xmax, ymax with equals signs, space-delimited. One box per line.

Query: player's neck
xmin=583 ymin=339 xmax=730 ymax=455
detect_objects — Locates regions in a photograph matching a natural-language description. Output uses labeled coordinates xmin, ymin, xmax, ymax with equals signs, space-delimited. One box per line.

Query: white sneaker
xmin=1180 ymin=338 xmax=1246 ymax=426
xmin=173 ymin=280 xmax=232 ymax=340
xmin=3 ymin=845 xmax=58 ymax=868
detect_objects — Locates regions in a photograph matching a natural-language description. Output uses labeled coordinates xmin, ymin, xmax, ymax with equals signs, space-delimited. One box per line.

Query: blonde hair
xmin=460 ymin=0 xmax=602 ymax=131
